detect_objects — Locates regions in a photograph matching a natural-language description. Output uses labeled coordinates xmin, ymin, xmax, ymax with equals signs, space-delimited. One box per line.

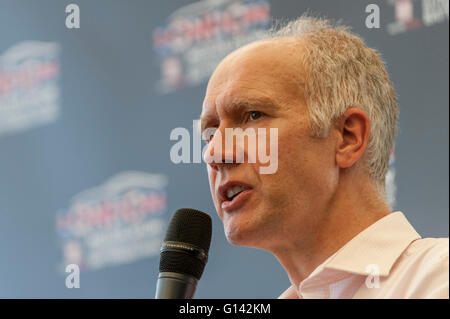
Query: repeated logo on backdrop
xmin=0 ymin=41 xmax=60 ymax=137
xmin=387 ymin=0 xmax=449 ymax=35
xmin=152 ymin=0 xmax=271 ymax=93
xmin=56 ymin=171 xmax=168 ymax=271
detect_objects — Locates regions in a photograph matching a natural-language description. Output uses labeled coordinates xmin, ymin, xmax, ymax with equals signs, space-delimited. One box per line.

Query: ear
xmin=335 ymin=108 xmax=370 ymax=169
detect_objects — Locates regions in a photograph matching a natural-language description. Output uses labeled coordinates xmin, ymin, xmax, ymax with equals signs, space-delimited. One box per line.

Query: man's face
xmin=201 ymin=39 xmax=339 ymax=251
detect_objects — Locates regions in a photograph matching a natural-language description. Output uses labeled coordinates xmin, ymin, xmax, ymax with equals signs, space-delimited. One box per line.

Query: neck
xmin=269 ymin=176 xmax=390 ymax=290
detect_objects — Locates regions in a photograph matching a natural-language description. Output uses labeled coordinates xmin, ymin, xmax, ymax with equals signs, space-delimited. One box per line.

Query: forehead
xmin=202 ymin=38 xmax=305 ymax=116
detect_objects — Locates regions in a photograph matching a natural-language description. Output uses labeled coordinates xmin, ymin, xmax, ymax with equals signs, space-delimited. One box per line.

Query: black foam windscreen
xmin=159 ymin=208 xmax=212 ymax=280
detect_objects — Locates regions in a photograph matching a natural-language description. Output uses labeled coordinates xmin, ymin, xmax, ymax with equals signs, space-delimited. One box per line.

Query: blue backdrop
xmin=0 ymin=0 xmax=448 ymax=298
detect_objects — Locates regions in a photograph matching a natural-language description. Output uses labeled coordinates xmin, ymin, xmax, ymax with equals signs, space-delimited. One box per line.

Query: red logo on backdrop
xmin=152 ymin=0 xmax=271 ymax=93
xmin=396 ymin=0 xmax=415 ymax=23
xmin=387 ymin=0 xmax=448 ymax=35
xmin=0 ymin=41 xmax=60 ymax=136
xmin=56 ymin=171 xmax=168 ymax=271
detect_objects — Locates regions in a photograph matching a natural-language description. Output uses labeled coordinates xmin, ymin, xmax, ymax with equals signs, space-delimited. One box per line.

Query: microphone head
xmin=159 ymin=208 xmax=212 ymax=280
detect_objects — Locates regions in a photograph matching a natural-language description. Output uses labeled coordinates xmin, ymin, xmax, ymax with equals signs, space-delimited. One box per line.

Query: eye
xmin=249 ymin=111 xmax=263 ymax=121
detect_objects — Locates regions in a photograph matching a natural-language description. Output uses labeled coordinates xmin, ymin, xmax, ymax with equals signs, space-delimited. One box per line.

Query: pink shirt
xmin=279 ymin=212 xmax=449 ymax=299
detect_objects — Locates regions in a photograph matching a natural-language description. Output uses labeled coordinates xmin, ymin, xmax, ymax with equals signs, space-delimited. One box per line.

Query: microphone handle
xmin=155 ymin=272 xmax=198 ymax=299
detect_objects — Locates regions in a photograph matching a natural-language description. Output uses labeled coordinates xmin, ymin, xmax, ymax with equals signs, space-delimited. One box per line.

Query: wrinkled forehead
xmin=202 ymin=38 xmax=306 ymax=114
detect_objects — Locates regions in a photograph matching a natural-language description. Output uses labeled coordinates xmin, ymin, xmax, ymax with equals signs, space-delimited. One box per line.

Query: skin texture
xmin=200 ymin=38 xmax=390 ymax=297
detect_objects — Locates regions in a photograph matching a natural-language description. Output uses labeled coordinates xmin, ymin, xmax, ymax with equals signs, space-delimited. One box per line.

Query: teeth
xmin=226 ymin=185 xmax=248 ymax=200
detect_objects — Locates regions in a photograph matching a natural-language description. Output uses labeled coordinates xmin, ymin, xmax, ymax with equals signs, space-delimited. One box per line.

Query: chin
xmin=225 ymin=231 xmax=246 ymax=246
xmin=223 ymin=221 xmax=262 ymax=248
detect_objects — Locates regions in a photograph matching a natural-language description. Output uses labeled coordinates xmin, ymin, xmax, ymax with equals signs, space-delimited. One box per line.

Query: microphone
xmin=155 ymin=208 xmax=212 ymax=299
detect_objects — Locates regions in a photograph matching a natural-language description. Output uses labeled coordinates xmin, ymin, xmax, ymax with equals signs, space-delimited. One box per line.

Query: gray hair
xmin=269 ymin=15 xmax=398 ymax=197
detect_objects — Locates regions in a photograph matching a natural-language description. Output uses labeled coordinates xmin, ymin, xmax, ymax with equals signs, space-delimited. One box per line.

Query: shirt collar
xmin=321 ymin=211 xmax=421 ymax=277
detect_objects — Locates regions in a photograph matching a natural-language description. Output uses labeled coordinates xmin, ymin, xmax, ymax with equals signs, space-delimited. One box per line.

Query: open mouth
xmin=219 ymin=182 xmax=253 ymax=212
xmin=225 ymin=185 xmax=250 ymax=201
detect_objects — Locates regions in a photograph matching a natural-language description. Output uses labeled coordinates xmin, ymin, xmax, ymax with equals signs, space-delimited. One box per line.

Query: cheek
xmin=276 ymin=131 xmax=336 ymax=192
xmin=207 ymin=166 xmax=223 ymax=215
xmin=206 ymin=165 xmax=213 ymax=185
xmin=207 ymin=166 xmax=217 ymax=196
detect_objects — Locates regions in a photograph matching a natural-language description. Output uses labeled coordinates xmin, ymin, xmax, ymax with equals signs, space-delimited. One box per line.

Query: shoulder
xmin=395 ymin=237 xmax=449 ymax=298
xmin=405 ymin=237 xmax=449 ymax=261
xmin=278 ymin=285 xmax=299 ymax=299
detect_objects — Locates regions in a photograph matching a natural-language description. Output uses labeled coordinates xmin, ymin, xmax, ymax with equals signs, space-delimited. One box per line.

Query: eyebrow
xmin=199 ymin=96 xmax=279 ymax=131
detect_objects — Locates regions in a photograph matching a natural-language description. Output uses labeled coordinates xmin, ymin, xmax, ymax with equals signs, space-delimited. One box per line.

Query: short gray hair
xmin=269 ymin=15 xmax=398 ymax=195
